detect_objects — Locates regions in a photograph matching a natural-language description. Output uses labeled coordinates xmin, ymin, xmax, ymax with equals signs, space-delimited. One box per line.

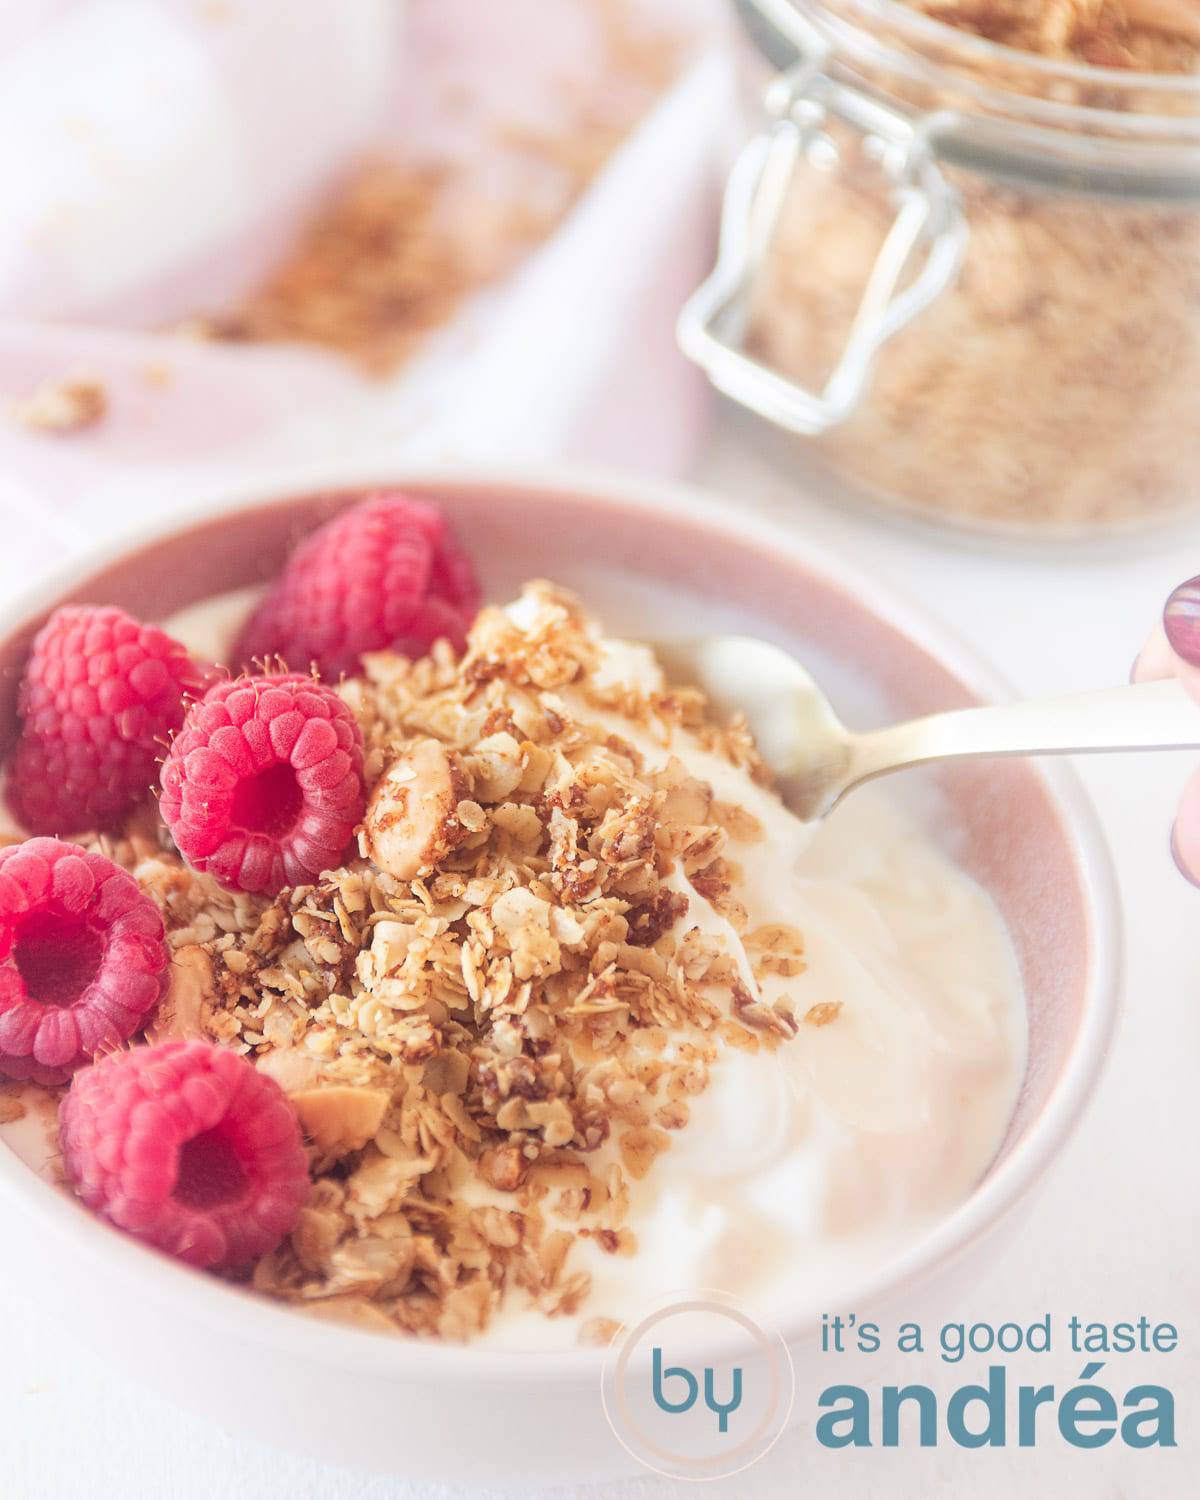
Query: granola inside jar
xmin=680 ymin=0 xmax=1200 ymax=537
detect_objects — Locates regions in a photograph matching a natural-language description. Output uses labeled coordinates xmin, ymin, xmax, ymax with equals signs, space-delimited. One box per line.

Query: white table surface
xmin=3 ymin=410 xmax=1198 ymax=1499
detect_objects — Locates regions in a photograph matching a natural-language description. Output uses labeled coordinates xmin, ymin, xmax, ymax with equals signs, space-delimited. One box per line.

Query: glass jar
xmin=680 ymin=0 xmax=1200 ymax=538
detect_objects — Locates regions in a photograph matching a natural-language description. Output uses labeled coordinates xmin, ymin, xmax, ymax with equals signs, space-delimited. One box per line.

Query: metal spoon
xmin=655 ymin=636 xmax=1200 ymax=822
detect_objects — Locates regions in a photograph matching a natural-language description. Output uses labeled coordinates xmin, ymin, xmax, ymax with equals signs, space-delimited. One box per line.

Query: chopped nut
xmin=362 ymin=740 xmax=467 ymax=880
xmin=292 ymin=1086 xmax=390 ymax=1157
xmin=618 ymin=1126 xmax=670 ymax=1181
xmin=466 ymin=731 xmax=525 ymax=802
xmin=804 ymin=1001 xmax=844 ymax=1028
xmin=480 ymin=1145 xmax=529 ymax=1193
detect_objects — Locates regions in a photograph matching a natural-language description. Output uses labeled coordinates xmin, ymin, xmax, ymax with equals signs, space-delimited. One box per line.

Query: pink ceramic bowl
xmin=0 ymin=467 xmax=1119 ymax=1484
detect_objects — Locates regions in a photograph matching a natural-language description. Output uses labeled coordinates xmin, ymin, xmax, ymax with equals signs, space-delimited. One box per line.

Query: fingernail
xmin=1170 ymin=824 xmax=1200 ymax=889
xmin=1163 ymin=577 xmax=1200 ymax=666
xmin=1130 ymin=652 xmax=1143 ymax=684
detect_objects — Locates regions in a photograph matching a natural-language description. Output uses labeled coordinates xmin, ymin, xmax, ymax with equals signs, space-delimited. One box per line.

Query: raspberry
xmin=159 ymin=673 xmax=365 ymax=895
xmin=0 ymin=838 xmax=169 ymax=1085
xmin=233 ymin=492 xmax=481 ymax=680
xmin=60 ymin=1039 xmax=310 ymax=1270
xmin=6 ymin=604 xmax=203 ymax=836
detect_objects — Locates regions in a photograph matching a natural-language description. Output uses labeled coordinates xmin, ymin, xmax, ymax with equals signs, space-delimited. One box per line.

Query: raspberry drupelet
xmin=159 ymin=673 xmax=365 ymax=896
xmin=60 ymin=1040 xmax=310 ymax=1270
xmin=232 ymin=491 xmax=481 ymax=681
xmin=0 ymin=838 xmax=170 ymax=1085
xmin=5 ymin=604 xmax=203 ymax=836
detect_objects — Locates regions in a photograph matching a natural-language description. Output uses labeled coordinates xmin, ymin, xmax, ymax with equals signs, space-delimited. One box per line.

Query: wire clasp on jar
xmin=678 ymin=45 xmax=967 ymax=436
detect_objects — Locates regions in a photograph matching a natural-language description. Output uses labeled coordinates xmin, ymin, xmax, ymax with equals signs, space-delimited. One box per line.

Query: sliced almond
xmin=292 ymin=1086 xmax=390 ymax=1157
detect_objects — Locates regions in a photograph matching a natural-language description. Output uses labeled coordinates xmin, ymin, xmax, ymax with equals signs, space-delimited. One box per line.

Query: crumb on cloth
xmin=189 ymin=0 xmax=687 ymax=374
xmin=11 ymin=374 xmax=108 ymax=435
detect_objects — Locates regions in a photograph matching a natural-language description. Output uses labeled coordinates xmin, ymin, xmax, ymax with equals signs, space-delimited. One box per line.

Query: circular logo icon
xmin=600 ymin=1291 xmax=795 ymax=1481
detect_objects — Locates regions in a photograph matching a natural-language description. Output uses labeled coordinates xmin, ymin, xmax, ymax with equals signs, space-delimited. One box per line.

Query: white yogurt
xmin=474 ymin=622 xmax=1025 ymax=1346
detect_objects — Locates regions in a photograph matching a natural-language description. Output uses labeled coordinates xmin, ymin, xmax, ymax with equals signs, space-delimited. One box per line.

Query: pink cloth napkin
xmin=1 ymin=0 xmax=729 ymax=603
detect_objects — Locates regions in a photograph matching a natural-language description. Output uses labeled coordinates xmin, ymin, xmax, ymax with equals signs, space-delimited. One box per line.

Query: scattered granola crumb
xmin=579 ymin=1316 xmax=623 ymax=1346
xmin=11 ymin=374 xmax=108 ymax=435
xmin=804 ymin=1001 xmax=844 ymax=1028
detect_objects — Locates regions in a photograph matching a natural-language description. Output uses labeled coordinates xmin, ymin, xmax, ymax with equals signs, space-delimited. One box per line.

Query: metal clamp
xmin=677 ymin=61 xmax=968 ymax=436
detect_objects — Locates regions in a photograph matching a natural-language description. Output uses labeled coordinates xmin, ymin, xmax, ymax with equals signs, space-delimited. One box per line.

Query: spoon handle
xmin=845 ymin=678 xmax=1200 ymax=791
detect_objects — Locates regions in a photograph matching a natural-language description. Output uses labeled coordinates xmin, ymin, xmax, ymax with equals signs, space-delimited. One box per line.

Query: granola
xmin=903 ymin=0 xmax=1200 ymax=70
xmin=61 ymin=584 xmax=806 ymax=1342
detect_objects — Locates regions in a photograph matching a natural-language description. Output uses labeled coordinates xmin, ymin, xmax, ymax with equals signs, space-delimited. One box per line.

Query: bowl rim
xmin=0 ymin=460 xmax=1122 ymax=1382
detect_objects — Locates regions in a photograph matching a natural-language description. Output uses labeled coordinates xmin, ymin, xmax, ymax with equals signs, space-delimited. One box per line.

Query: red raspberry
xmin=6 ymin=604 xmax=203 ymax=836
xmin=0 ymin=838 xmax=169 ymax=1085
xmin=159 ymin=673 xmax=365 ymax=895
xmin=60 ymin=1039 xmax=310 ymax=1271
xmin=233 ymin=492 xmax=481 ymax=680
